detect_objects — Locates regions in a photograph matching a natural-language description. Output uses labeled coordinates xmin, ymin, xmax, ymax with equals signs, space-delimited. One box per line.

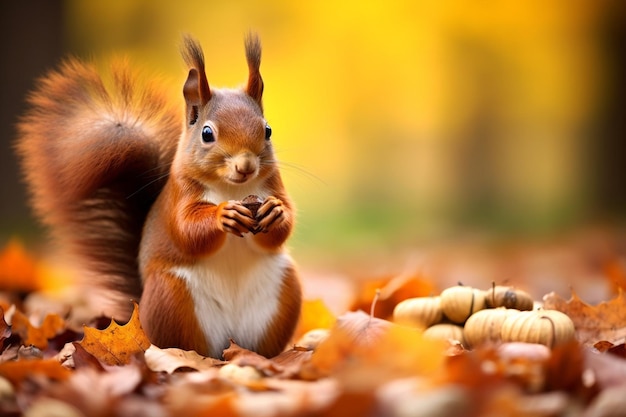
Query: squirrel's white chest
xmin=170 ymin=235 xmax=289 ymax=358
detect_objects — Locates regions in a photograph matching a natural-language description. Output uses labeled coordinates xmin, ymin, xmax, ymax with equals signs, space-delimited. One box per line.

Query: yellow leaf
xmin=0 ymin=239 xmax=39 ymax=292
xmin=295 ymin=299 xmax=336 ymax=340
xmin=78 ymin=302 xmax=150 ymax=365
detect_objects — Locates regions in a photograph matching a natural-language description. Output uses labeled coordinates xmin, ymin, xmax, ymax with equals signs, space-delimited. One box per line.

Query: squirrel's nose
xmin=234 ymin=153 xmax=258 ymax=176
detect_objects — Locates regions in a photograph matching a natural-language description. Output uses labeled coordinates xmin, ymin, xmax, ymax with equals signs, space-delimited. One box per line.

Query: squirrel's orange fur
xmin=16 ymin=34 xmax=301 ymax=359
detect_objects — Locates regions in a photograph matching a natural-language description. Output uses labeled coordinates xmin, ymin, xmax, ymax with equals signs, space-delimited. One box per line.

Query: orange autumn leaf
xmin=0 ymin=239 xmax=39 ymax=292
xmin=351 ymin=272 xmax=437 ymax=320
xmin=303 ymin=310 xmax=446 ymax=383
xmin=0 ymin=239 xmax=75 ymax=294
xmin=11 ymin=310 xmax=65 ymax=350
xmin=0 ymin=358 xmax=71 ymax=386
xmin=78 ymin=302 xmax=150 ymax=366
xmin=294 ymin=299 xmax=336 ymax=340
xmin=543 ymin=290 xmax=626 ymax=346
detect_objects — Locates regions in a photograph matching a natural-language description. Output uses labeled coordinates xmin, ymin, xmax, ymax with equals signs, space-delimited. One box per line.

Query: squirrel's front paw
xmin=217 ymin=201 xmax=255 ymax=237
xmin=255 ymin=196 xmax=286 ymax=233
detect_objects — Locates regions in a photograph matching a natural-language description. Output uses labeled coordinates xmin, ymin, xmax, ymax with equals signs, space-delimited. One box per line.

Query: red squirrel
xmin=16 ymin=34 xmax=302 ymax=359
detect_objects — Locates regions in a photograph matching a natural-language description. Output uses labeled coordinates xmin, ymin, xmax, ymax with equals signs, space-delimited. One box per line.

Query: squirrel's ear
xmin=245 ymin=33 xmax=264 ymax=109
xmin=183 ymin=68 xmax=207 ymax=124
xmin=182 ymin=36 xmax=211 ymax=124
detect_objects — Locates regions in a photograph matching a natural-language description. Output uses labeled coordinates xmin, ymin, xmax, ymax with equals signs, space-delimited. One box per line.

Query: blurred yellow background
xmin=2 ymin=0 xmax=625 ymax=269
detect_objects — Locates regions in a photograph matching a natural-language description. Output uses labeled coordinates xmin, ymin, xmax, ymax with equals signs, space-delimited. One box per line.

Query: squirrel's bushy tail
xmin=16 ymin=58 xmax=180 ymax=319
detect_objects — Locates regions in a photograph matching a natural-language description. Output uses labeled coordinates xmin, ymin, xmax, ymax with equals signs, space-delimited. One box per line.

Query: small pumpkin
xmin=440 ymin=285 xmax=485 ymax=324
xmin=485 ymin=285 xmax=534 ymax=311
xmin=500 ymin=309 xmax=575 ymax=347
xmin=392 ymin=296 xmax=443 ymax=329
xmin=463 ymin=308 xmax=520 ymax=348
xmin=423 ymin=323 xmax=466 ymax=346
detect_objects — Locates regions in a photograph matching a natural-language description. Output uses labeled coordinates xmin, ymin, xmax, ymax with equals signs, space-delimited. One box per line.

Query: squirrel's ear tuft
xmin=182 ymin=36 xmax=211 ymax=123
xmin=244 ymin=32 xmax=264 ymax=110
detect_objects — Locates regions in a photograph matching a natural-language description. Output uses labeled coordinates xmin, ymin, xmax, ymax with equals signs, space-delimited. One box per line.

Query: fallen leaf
xmin=303 ymin=311 xmax=446 ymax=385
xmin=0 ymin=358 xmax=71 ymax=386
xmin=543 ymin=290 xmax=626 ymax=345
xmin=334 ymin=310 xmax=393 ymax=347
xmin=77 ymin=302 xmax=150 ymax=365
xmin=584 ymin=384 xmax=626 ymax=416
xmin=10 ymin=309 xmax=65 ymax=350
xmin=544 ymin=341 xmax=586 ymax=394
xmin=294 ymin=299 xmax=336 ymax=340
xmin=593 ymin=340 xmax=614 ymax=353
xmin=145 ymin=344 xmax=224 ymax=373
xmin=0 ymin=239 xmax=39 ymax=292
xmin=351 ymin=272 xmax=437 ymax=320
xmin=41 ymin=365 xmax=145 ymax=416
xmin=223 ymin=340 xmax=282 ymax=376
xmin=584 ymin=348 xmax=626 ymax=390
xmin=71 ymin=342 xmax=105 ymax=371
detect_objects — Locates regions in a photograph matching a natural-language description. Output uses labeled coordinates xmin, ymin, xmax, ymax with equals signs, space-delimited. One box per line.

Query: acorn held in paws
xmin=242 ymin=195 xmax=263 ymax=218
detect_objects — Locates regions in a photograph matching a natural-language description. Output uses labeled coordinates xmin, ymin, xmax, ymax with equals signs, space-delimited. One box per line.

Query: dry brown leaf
xmin=145 ymin=344 xmax=224 ymax=373
xmin=544 ymin=341 xmax=586 ymax=394
xmin=222 ymin=340 xmax=283 ymax=377
xmin=41 ymin=365 xmax=145 ymax=416
xmin=271 ymin=348 xmax=313 ymax=379
xmin=334 ymin=310 xmax=393 ymax=347
xmin=10 ymin=309 xmax=65 ymax=350
xmin=77 ymin=302 xmax=150 ymax=366
xmin=584 ymin=348 xmax=626 ymax=390
xmin=71 ymin=342 xmax=105 ymax=371
xmin=543 ymin=290 xmax=626 ymax=345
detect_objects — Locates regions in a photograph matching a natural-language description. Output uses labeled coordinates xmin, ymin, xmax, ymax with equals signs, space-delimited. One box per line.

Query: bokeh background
xmin=1 ymin=1 xmax=625 ymax=283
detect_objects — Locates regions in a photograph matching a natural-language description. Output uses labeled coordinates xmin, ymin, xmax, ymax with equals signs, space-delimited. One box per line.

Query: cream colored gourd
xmin=500 ymin=310 xmax=575 ymax=347
xmin=485 ymin=285 xmax=534 ymax=311
xmin=392 ymin=296 xmax=443 ymax=328
xmin=423 ymin=324 xmax=466 ymax=346
xmin=440 ymin=285 xmax=485 ymax=324
xmin=464 ymin=308 xmax=521 ymax=348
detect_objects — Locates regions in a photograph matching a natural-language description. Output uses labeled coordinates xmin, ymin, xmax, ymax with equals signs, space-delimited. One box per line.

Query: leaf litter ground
xmin=1 ymin=228 xmax=626 ymax=416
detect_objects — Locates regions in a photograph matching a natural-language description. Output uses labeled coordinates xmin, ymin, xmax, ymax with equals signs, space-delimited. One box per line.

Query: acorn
xmin=463 ymin=308 xmax=520 ymax=348
xmin=423 ymin=324 xmax=466 ymax=346
xmin=218 ymin=363 xmax=263 ymax=384
xmin=296 ymin=328 xmax=330 ymax=351
xmin=241 ymin=194 xmax=263 ymax=218
xmin=485 ymin=285 xmax=534 ymax=311
xmin=440 ymin=285 xmax=485 ymax=324
xmin=392 ymin=296 xmax=443 ymax=329
xmin=500 ymin=310 xmax=575 ymax=348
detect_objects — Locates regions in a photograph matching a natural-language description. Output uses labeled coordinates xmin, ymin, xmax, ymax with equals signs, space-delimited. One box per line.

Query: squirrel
xmin=15 ymin=34 xmax=302 ymax=359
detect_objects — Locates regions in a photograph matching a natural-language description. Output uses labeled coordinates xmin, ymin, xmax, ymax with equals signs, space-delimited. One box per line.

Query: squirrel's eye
xmin=202 ymin=126 xmax=215 ymax=143
xmin=264 ymin=124 xmax=272 ymax=140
